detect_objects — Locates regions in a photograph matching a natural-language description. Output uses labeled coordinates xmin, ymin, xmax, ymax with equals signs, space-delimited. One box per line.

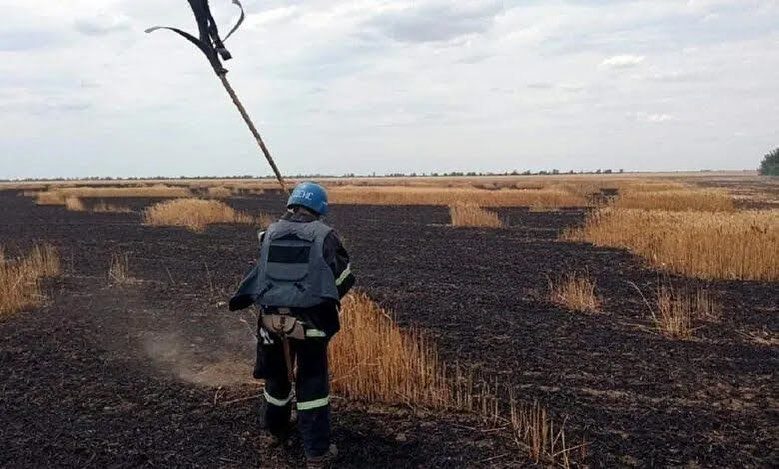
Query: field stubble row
xmin=23 ymin=177 xmax=744 ymax=210
xmin=22 ymin=180 xmax=778 ymax=281
xmin=142 ymin=198 xmax=272 ymax=232
xmin=564 ymin=208 xmax=779 ymax=281
xmin=333 ymin=292 xmax=578 ymax=466
xmin=547 ymin=271 xmax=722 ymax=339
xmin=0 ymin=244 xmax=60 ymax=317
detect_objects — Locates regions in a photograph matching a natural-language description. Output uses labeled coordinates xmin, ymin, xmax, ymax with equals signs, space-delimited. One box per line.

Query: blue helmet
xmin=287 ymin=182 xmax=329 ymax=215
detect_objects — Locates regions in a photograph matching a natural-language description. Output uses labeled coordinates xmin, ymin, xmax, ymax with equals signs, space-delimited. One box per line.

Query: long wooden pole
xmin=218 ymin=73 xmax=289 ymax=194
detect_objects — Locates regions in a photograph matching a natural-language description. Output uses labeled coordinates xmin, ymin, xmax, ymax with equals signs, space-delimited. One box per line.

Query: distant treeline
xmin=3 ymin=168 xmax=735 ymax=183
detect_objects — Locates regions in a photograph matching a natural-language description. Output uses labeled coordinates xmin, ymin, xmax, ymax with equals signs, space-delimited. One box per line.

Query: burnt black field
xmin=1 ymin=190 xmax=776 ymax=468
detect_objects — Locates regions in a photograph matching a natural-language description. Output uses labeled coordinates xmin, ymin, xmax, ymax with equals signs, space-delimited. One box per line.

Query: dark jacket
xmin=230 ymin=210 xmax=355 ymax=336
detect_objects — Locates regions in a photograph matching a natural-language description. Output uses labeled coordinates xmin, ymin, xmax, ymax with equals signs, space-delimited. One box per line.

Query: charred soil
xmin=1 ymin=190 xmax=776 ymax=467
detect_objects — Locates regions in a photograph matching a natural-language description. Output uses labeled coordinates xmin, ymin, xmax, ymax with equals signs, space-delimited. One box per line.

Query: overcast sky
xmin=1 ymin=0 xmax=777 ymax=178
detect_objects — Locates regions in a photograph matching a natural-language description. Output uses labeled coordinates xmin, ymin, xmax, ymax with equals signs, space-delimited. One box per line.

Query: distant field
xmin=0 ymin=171 xmax=776 ymax=467
xmin=6 ymin=170 xmax=774 ymax=206
xmin=0 ymin=170 xmax=765 ymax=190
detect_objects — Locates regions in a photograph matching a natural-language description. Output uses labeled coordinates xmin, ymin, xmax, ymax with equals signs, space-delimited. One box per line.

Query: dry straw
xmin=564 ymin=208 xmax=779 ymax=281
xmin=613 ymin=189 xmax=735 ymax=212
xmin=0 ymin=244 xmax=61 ymax=317
xmin=64 ymin=197 xmax=86 ymax=211
xmin=630 ymin=282 xmax=720 ymax=339
xmin=48 ymin=195 xmax=133 ymax=214
xmin=91 ymin=202 xmax=133 ymax=213
xmin=449 ymin=203 xmax=503 ymax=228
xmin=35 ymin=191 xmax=67 ymax=205
xmin=34 ymin=184 xmax=191 ymax=205
xmin=332 ymin=292 xmax=577 ymax=466
xmin=331 ymin=293 xmax=451 ymax=405
xmin=222 ymin=182 xmax=266 ymax=196
xmin=329 ymin=186 xmax=587 ymax=208
xmin=548 ymin=272 xmax=601 ymax=313
xmin=654 ymin=286 xmax=719 ymax=338
xmin=206 ymin=186 xmax=232 ymax=198
xmin=108 ymin=253 xmax=132 ymax=284
xmin=142 ymin=198 xmax=262 ymax=232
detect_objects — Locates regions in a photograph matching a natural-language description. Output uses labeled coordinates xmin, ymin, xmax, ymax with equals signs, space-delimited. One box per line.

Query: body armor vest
xmin=255 ymin=219 xmax=339 ymax=308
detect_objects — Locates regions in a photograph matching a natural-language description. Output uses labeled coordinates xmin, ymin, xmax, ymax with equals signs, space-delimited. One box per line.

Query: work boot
xmin=258 ymin=430 xmax=292 ymax=450
xmin=270 ymin=433 xmax=291 ymax=448
xmin=263 ymin=411 xmax=296 ymax=449
xmin=270 ymin=423 xmax=296 ymax=449
xmin=260 ymin=416 xmax=295 ymax=450
xmin=306 ymin=444 xmax=338 ymax=468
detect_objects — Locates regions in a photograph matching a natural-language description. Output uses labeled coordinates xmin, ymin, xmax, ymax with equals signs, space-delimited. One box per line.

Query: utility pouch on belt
xmin=261 ymin=308 xmax=305 ymax=382
xmin=261 ymin=313 xmax=305 ymax=340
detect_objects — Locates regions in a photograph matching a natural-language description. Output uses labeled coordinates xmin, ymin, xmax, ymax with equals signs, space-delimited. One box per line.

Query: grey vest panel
xmin=255 ymin=219 xmax=339 ymax=308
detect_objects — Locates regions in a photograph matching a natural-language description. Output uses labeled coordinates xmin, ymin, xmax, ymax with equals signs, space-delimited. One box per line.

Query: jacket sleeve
xmin=229 ymin=263 xmax=260 ymax=311
xmin=323 ymin=230 xmax=355 ymax=299
xmin=228 ymin=230 xmax=266 ymax=311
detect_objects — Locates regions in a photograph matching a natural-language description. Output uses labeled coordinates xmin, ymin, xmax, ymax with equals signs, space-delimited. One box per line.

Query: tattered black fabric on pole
xmin=146 ymin=1 xmax=288 ymax=192
xmin=145 ymin=0 xmax=244 ymax=75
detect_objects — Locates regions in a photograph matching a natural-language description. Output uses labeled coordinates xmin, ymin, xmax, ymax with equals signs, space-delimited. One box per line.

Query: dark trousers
xmin=261 ymin=334 xmax=331 ymax=457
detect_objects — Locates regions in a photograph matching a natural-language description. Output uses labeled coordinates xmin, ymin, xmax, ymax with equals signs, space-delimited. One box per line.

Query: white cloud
xmin=244 ymin=6 xmax=300 ymax=30
xmin=74 ymin=13 xmax=131 ymax=36
xmin=643 ymin=70 xmax=705 ymax=82
xmin=601 ymin=54 xmax=646 ymax=69
xmin=1 ymin=0 xmax=778 ymax=177
xmin=368 ymin=1 xmax=504 ymax=43
xmin=634 ymin=112 xmax=677 ymax=123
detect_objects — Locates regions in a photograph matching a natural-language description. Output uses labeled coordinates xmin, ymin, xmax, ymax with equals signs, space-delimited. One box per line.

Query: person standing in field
xmin=230 ymin=181 xmax=354 ymax=468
